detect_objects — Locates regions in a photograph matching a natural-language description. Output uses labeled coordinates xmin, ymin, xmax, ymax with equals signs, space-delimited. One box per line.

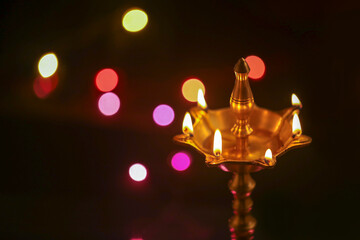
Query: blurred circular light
xmin=129 ymin=163 xmax=147 ymax=182
xmin=245 ymin=55 xmax=265 ymax=80
xmin=95 ymin=68 xmax=118 ymax=92
xmin=33 ymin=74 xmax=59 ymax=99
xmin=182 ymin=78 xmax=205 ymax=102
xmin=152 ymin=104 xmax=175 ymax=126
xmin=122 ymin=9 xmax=148 ymax=32
xmin=171 ymin=152 xmax=191 ymax=171
xmin=98 ymin=92 xmax=120 ymax=116
xmin=38 ymin=53 xmax=58 ymax=78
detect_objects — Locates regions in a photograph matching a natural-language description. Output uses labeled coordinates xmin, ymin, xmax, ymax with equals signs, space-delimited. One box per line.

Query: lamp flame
xmin=265 ymin=149 xmax=272 ymax=161
xmin=213 ymin=129 xmax=222 ymax=156
xmin=291 ymin=93 xmax=302 ymax=108
xmin=197 ymin=89 xmax=207 ymax=109
xmin=182 ymin=112 xmax=193 ymax=135
xmin=292 ymin=113 xmax=302 ymax=136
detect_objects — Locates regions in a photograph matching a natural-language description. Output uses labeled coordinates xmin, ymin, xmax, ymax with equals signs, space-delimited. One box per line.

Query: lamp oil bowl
xmin=174 ymin=58 xmax=311 ymax=240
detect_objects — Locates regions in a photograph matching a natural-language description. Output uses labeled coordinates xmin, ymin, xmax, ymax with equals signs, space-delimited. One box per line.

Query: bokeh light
xmin=33 ymin=74 xmax=59 ymax=99
xmin=122 ymin=9 xmax=148 ymax=32
xmin=171 ymin=152 xmax=191 ymax=171
xmin=98 ymin=92 xmax=120 ymax=116
xmin=182 ymin=78 xmax=205 ymax=102
xmin=245 ymin=55 xmax=265 ymax=80
xmin=152 ymin=104 xmax=175 ymax=126
xmin=38 ymin=53 xmax=58 ymax=78
xmin=245 ymin=55 xmax=266 ymax=80
xmin=129 ymin=163 xmax=147 ymax=182
xmin=95 ymin=68 xmax=118 ymax=92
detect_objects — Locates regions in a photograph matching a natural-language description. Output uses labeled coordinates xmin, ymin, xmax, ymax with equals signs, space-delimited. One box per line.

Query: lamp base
xmin=229 ymin=169 xmax=256 ymax=240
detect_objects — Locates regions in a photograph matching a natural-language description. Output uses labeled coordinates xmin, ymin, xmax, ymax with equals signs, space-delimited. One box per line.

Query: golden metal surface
xmin=229 ymin=170 xmax=256 ymax=240
xmin=230 ymin=58 xmax=254 ymax=138
xmin=173 ymin=58 xmax=311 ymax=239
xmin=174 ymin=105 xmax=311 ymax=172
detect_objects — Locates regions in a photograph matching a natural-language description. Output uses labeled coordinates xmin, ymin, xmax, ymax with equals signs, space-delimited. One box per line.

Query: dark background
xmin=0 ymin=0 xmax=359 ymax=239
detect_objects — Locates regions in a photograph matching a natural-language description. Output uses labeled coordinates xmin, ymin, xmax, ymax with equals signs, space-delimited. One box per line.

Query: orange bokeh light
xmin=95 ymin=68 xmax=118 ymax=92
xmin=245 ymin=55 xmax=266 ymax=80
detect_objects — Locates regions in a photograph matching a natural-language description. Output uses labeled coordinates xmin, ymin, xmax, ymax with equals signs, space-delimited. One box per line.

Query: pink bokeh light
xmin=152 ymin=104 xmax=175 ymax=126
xmin=171 ymin=152 xmax=191 ymax=171
xmin=98 ymin=92 xmax=120 ymax=116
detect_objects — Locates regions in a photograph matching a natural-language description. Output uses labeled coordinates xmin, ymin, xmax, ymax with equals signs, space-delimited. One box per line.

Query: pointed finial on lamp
xmin=234 ymin=57 xmax=250 ymax=74
xmin=230 ymin=58 xmax=254 ymax=137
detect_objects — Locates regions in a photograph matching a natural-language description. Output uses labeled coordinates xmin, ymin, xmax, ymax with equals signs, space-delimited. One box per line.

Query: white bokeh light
xmin=38 ymin=53 xmax=58 ymax=78
xmin=129 ymin=163 xmax=147 ymax=182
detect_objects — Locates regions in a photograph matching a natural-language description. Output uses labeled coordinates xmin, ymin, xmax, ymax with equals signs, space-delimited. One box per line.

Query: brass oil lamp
xmin=174 ymin=58 xmax=311 ymax=239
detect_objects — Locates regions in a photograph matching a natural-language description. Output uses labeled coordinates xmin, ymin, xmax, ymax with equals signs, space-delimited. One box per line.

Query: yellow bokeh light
xmin=38 ymin=53 xmax=58 ymax=78
xmin=122 ymin=9 xmax=148 ymax=32
xmin=182 ymin=78 xmax=205 ymax=102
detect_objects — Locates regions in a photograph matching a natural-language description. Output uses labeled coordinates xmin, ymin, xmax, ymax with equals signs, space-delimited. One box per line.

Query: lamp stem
xmin=229 ymin=171 xmax=256 ymax=240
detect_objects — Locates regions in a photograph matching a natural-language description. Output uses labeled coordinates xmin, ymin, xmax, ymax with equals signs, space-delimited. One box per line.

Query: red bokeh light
xmin=95 ymin=68 xmax=118 ymax=92
xmin=33 ymin=74 xmax=59 ymax=98
xmin=245 ymin=55 xmax=266 ymax=80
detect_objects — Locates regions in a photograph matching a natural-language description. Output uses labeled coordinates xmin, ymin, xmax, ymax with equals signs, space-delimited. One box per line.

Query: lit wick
xmin=291 ymin=93 xmax=302 ymax=109
xmin=197 ymin=89 xmax=208 ymax=110
xmin=213 ymin=129 xmax=222 ymax=157
xmin=292 ymin=113 xmax=302 ymax=137
xmin=182 ymin=112 xmax=194 ymax=136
